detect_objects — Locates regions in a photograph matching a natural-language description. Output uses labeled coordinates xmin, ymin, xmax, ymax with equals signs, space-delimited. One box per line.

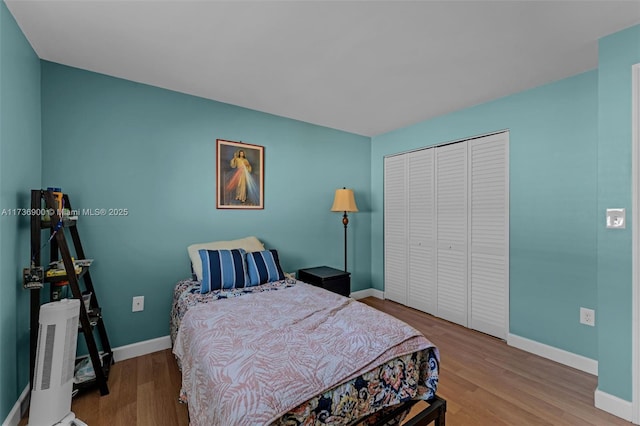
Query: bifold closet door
xmin=407 ymin=149 xmax=436 ymax=314
xmin=468 ymin=133 xmax=509 ymax=339
xmin=384 ymin=154 xmax=408 ymax=304
xmin=436 ymin=142 xmax=468 ymax=327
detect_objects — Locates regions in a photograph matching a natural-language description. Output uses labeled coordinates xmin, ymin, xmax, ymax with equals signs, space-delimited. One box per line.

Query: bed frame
xmin=183 ymin=395 xmax=446 ymax=425
xmin=372 ymin=396 xmax=447 ymax=426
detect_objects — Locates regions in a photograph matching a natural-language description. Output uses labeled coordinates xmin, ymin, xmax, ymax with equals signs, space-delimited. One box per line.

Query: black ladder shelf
xmin=29 ymin=189 xmax=113 ymax=396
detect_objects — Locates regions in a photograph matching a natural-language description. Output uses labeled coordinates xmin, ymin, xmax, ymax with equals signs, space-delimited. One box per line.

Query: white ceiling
xmin=5 ymin=1 xmax=640 ymax=136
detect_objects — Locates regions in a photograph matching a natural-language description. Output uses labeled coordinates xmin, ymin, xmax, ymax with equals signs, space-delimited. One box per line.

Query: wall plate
xmin=606 ymin=208 xmax=626 ymax=229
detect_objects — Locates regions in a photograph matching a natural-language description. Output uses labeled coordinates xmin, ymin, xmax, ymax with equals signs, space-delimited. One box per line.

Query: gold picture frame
xmin=216 ymin=139 xmax=264 ymax=209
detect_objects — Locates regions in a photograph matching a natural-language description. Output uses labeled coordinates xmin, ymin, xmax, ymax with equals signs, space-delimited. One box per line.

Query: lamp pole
xmin=342 ymin=212 xmax=349 ymax=272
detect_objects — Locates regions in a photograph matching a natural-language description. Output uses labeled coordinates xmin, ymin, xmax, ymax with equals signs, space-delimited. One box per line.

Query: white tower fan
xmin=28 ymin=299 xmax=87 ymax=426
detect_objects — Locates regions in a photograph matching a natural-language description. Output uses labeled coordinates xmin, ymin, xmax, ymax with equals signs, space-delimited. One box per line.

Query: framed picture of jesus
xmin=216 ymin=139 xmax=264 ymax=209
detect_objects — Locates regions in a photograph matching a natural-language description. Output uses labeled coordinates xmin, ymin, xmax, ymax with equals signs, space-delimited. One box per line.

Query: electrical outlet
xmin=132 ymin=296 xmax=144 ymax=312
xmin=580 ymin=307 xmax=595 ymax=326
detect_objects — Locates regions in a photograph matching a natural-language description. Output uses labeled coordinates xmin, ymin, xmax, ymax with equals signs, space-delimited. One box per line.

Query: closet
xmin=384 ymin=132 xmax=509 ymax=339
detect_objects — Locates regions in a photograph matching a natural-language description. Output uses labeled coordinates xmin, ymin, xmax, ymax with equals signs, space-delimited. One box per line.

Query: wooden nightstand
xmin=298 ymin=266 xmax=350 ymax=297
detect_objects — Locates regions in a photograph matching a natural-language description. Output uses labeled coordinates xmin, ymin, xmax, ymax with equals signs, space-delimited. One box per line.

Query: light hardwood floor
xmin=21 ymin=297 xmax=632 ymax=425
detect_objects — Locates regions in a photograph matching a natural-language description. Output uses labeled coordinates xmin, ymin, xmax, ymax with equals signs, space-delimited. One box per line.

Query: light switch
xmin=606 ymin=208 xmax=625 ymax=229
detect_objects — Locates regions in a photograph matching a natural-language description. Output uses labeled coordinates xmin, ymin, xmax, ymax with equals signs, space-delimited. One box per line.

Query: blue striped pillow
xmin=198 ymin=249 xmax=248 ymax=293
xmin=246 ymin=250 xmax=285 ymax=286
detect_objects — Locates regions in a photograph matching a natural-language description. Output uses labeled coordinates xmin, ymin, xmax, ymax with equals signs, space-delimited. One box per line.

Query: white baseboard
xmin=507 ymin=333 xmax=598 ymax=376
xmin=350 ymin=288 xmax=384 ymax=300
xmin=2 ymin=385 xmax=29 ymax=426
xmin=595 ymin=388 xmax=633 ymax=422
xmin=112 ymin=335 xmax=172 ymax=362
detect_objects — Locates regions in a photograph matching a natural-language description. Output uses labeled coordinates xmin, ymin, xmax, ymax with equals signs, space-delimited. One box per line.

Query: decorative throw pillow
xmin=187 ymin=236 xmax=265 ymax=282
xmin=246 ymin=249 xmax=285 ymax=286
xmin=198 ymin=249 xmax=248 ymax=294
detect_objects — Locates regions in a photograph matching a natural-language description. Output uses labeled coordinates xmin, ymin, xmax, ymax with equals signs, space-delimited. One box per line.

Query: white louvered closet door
xmin=468 ymin=133 xmax=509 ymax=339
xmin=407 ymin=149 xmax=436 ymax=314
xmin=384 ymin=154 xmax=408 ymax=304
xmin=436 ymin=143 xmax=468 ymax=327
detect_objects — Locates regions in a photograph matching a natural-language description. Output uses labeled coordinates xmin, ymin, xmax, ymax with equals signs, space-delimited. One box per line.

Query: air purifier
xmin=28 ymin=299 xmax=87 ymax=426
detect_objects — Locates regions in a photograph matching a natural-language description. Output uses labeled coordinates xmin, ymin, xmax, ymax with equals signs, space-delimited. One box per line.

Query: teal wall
xmin=371 ymin=71 xmax=599 ymax=360
xmin=596 ymin=24 xmax=640 ymax=402
xmin=0 ymin=1 xmax=41 ymax=421
xmin=40 ymin=62 xmax=371 ymax=348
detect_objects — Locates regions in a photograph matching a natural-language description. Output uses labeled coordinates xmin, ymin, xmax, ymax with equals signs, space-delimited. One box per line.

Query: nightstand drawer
xmin=298 ymin=266 xmax=350 ymax=297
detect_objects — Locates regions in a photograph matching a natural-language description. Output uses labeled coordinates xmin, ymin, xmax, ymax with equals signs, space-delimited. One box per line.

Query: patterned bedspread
xmin=170 ymin=278 xmax=296 ymax=345
xmin=172 ymin=280 xmax=439 ymax=426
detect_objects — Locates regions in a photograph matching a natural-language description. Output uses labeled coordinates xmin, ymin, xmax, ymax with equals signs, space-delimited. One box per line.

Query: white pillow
xmin=188 ymin=236 xmax=265 ymax=281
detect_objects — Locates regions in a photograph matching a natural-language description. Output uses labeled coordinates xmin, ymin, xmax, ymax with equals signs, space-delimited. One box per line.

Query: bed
xmin=171 ymin=237 xmax=446 ymax=425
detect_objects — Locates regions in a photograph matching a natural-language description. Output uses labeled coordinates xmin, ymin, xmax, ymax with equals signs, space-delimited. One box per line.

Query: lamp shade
xmin=331 ymin=188 xmax=359 ymax=212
